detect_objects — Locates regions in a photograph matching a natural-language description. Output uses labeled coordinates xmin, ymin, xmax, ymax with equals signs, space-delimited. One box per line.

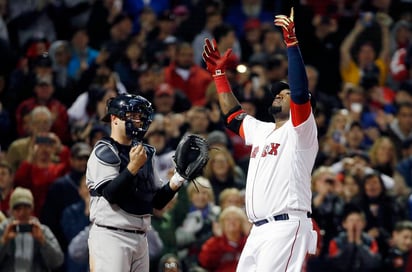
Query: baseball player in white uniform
xmin=86 ymin=94 xmax=185 ymax=272
xmin=202 ymin=8 xmax=318 ymax=272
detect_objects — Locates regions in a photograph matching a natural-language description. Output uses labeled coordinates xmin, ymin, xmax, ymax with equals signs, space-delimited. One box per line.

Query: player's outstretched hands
xmin=274 ymin=7 xmax=298 ymax=47
xmin=202 ymin=38 xmax=232 ymax=77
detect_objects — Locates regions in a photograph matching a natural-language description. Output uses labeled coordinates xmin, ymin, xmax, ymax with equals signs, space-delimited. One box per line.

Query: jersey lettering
xmin=251 ymin=143 xmax=281 ymax=158
xmin=268 ymin=143 xmax=281 ymax=155
xmin=251 ymin=146 xmax=259 ymax=158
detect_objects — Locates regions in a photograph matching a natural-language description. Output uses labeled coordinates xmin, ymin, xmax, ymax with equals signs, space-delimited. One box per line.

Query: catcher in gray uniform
xmin=86 ymin=94 xmax=188 ymax=272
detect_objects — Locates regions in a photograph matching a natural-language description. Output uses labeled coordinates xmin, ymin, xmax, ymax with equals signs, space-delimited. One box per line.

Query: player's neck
xmin=111 ymin=133 xmax=132 ymax=146
xmin=275 ymin=120 xmax=287 ymax=129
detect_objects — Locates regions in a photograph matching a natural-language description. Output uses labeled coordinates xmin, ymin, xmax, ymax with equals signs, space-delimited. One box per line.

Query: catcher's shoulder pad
xmin=143 ymin=143 xmax=156 ymax=155
xmin=94 ymin=139 xmax=121 ymax=166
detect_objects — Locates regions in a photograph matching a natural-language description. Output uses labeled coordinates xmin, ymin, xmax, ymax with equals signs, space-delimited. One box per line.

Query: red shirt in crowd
xmin=198 ymin=234 xmax=247 ymax=272
xmin=164 ymin=62 xmax=212 ymax=106
xmin=14 ymin=161 xmax=68 ymax=216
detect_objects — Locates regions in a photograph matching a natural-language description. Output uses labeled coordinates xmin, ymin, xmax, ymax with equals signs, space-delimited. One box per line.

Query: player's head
xmin=268 ymin=81 xmax=316 ymax=118
xmin=268 ymin=81 xmax=292 ymax=118
xmin=102 ymin=94 xmax=154 ymax=141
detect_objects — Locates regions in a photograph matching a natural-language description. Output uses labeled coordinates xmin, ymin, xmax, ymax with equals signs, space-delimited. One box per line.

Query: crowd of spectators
xmin=0 ymin=0 xmax=412 ymax=271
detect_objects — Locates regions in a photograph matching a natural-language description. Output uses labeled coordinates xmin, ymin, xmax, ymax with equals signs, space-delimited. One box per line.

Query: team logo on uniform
xmin=251 ymin=143 xmax=281 ymax=158
xmin=235 ymin=112 xmax=247 ymax=120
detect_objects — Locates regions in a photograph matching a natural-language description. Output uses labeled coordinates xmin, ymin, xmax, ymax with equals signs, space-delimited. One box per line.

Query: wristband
xmin=214 ymin=74 xmax=232 ymax=94
xmin=170 ymin=171 xmax=186 ymax=187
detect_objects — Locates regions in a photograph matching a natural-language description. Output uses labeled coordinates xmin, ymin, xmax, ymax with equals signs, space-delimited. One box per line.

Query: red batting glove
xmin=202 ymin=38 xmax=232 ymax=77
xmin=274 ymin=8 xmax=298 ymax=47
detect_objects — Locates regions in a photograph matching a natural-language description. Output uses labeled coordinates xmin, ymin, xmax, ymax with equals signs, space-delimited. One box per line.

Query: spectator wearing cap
xmin=40 ymin=142 xmax=91 ymax=257
xmin=15 ymin=72 xmax=70 ymax=143
xmin=153 ymin=83 xmax=176 ymax=115
xmin=0 ymin=161 xmax=14 ymax=216
xmin=207 ymin=130 xmax=230 ymax=150
xmin=164 ymin=42 xmax=213 ymax=106
xmin=0 ymin=187 xmax=64 ymax=271
xmin=153 ymin=82 xmax=191 ymax=115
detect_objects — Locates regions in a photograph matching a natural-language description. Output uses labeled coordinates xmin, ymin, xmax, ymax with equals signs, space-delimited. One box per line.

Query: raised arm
xmin=202 ymin=39 xmax=241 ymax=115
xmin=376 ymin=13 xmax=390 ymax=63
xmin=202 ymin=39 xmax=246 ymax=137
xmin=274 ymin=8 xmax=312 ymax=126
xmin=340 ymin=20 xmax=364 ymax=70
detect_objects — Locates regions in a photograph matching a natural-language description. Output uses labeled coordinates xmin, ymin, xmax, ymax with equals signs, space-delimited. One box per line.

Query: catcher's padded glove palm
xmin=173 ymin=134 xmax=209 ymax=181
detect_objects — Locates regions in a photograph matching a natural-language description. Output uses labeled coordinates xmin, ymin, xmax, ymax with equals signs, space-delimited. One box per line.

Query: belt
xmin=253 ymin=212 xmax=312 ymax=227
xmin=95 ymin=223 xmax=145 ymax=235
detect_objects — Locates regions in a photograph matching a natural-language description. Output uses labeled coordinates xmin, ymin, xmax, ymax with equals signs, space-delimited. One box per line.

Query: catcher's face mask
xmin=102 ymin=94 xmax=154 ymax=141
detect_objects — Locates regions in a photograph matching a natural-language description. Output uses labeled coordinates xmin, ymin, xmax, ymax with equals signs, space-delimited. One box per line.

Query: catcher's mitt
xmin=173 ymin=134 xmax=209 ymax=181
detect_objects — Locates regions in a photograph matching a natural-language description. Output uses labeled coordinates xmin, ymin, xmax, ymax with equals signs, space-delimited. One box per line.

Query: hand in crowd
xmin=347 ymin=220 xmax=363 ymax=245
xmin=367 ymin=227 xmax=380 ymax=240
xmin=95 ymin=47 xmax=110 ymax=66
xmin=31 ymin=220 xmax=46 ymax=245
xmin=1 ymin=219 xmax=45 ymax=245
xmin=27 ymin=132 xmax=62 ymax=163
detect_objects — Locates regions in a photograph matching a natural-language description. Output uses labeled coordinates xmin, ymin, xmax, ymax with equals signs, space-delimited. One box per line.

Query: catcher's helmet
xmin=102 ymin=94 xmax=154 ymax=140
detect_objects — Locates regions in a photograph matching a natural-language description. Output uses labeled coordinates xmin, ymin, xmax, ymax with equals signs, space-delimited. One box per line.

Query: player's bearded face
xmin=268 ymin=105 xmax=282 ymax=115
xmin=268 ymin=90 xmax=290 ymax=116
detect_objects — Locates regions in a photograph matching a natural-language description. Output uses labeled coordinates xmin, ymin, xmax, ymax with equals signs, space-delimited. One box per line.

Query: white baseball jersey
xmin=241 ymin=113 xmax=318 ymax=222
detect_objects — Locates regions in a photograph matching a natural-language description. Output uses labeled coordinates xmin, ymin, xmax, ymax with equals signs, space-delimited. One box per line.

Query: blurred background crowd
xmin=0 ymin=0 xmax=412 ymax=271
